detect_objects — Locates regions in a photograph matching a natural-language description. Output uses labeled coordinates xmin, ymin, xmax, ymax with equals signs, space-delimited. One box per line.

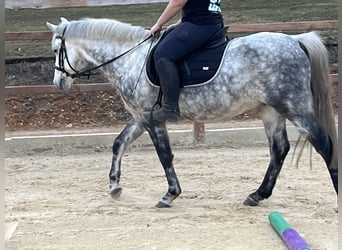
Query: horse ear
xmin=60 ymin=17 xmax=69 ymax=23
xmin=46 ymin=22 xmax=58 ymax=32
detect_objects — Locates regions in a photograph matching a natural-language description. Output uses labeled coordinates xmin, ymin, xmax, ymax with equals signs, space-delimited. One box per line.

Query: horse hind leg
xmin=289 ymin=113 xmax=338 ymax=194
xmin=244 ymin=106 xmax=290 ymax=206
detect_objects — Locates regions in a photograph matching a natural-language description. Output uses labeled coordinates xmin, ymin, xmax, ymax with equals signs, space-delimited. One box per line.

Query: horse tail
xmin=291 ymin=31 xmax=337 ymax=169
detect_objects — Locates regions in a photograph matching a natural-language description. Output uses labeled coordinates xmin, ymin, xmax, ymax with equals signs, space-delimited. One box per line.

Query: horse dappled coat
xmin=47 ymin=18 xmax=337 ymax=208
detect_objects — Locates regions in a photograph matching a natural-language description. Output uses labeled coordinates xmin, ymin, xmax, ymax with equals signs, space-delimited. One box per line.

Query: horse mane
xmin=61 ymin=18 xmax=149 ymax=44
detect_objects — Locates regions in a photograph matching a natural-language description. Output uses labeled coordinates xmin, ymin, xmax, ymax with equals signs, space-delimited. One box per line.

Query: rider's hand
xmin=150 ymin=23 xmax=162 ymax=37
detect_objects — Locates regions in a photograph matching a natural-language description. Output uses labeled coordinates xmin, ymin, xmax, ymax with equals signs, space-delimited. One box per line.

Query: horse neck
xmin=75 ymin=37 xmax=151 ymax=90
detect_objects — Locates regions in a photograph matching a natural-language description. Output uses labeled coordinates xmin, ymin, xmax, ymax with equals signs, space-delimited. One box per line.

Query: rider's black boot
xmin=150 ymin=104 xmax=180 ymax=122
xmin=148 ymin=57 xmax=181 ymax=122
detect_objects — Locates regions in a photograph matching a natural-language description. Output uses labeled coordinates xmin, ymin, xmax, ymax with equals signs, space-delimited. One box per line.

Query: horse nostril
xmin=53 ymin=78 xmax=64 ymax=90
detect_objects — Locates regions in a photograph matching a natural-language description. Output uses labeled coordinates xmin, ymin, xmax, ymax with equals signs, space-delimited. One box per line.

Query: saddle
xmin=145 ymin=27 xmax=229 ymax=88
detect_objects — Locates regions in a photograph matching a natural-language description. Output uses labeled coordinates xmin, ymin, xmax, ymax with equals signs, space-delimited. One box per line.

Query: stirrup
xmin=145 ymin=106 xmax=180 ymax=122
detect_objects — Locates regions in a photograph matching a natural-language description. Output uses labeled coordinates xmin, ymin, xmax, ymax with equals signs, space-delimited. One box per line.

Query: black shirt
xmin=182 ymin=0 xmax=223 ymax=25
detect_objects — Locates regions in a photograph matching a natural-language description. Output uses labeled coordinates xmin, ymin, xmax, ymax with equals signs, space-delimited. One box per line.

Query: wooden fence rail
xmin=4 ymin=83 xmax=114 ymax=95
xmin=4 ymin=74 xmax=338 ymax=96
xmin=5 ymin=20 xmax=338 ymax=41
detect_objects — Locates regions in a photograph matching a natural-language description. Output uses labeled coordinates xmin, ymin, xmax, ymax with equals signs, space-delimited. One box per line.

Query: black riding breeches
xmin=152 ymin=21 xmax=223 ymax=107
xmin=153 ymin=21 xmax=224 ymax=63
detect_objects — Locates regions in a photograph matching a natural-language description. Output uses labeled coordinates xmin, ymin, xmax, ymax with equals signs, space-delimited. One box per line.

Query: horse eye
xmin=53 ymin=49 xmax=58 ymax=54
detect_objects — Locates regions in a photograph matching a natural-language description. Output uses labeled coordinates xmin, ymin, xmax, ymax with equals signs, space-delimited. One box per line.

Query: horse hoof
xmin=110 ymin=186 xmax=122 ymax=199
xmin=243 ymin=196 xmax=259 ymax=206
xmin=155 ymin=200 xmax=172 ymax=208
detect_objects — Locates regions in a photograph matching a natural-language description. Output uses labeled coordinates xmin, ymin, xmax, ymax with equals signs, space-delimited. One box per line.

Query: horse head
xmin=47 ymin=17 xmax=93 ymax=90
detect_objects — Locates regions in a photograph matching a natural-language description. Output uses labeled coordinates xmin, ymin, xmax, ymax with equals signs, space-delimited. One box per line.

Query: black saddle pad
xmin=146 ymin=27 xmax=229 ymax=88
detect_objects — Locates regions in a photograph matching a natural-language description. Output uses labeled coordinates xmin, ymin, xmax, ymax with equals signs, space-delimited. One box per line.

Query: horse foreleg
xmin=144 ymin=121 xmax=182 ymax=208
xmin=109 ymin=118 xmax=144 ymax=198
xmin=244 ymin=107 xmax=290 ymax=206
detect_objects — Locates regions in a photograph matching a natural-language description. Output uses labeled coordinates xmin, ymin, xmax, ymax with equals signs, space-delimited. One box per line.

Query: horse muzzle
xmin=53 ymin=77 xmax=72 ymax=90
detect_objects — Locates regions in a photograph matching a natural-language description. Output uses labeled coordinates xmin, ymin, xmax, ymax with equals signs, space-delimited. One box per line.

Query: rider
xmin=147 ymin=0 xmax=224 ymax=122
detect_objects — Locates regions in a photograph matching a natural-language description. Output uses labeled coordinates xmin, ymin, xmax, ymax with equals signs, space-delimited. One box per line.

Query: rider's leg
xmin=148 ymin=22 xmax=223 ymax=122
xmin=150 ymin=57 xmax=181 ymax=122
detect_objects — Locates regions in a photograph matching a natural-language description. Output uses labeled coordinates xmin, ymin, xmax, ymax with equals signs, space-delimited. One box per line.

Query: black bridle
xmin=54 ymin=27 xmax=152 ymax=79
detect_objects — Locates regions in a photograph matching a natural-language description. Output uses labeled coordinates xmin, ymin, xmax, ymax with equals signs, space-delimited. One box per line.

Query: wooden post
xmin=193 ymin=122 xmax=205 ymax=144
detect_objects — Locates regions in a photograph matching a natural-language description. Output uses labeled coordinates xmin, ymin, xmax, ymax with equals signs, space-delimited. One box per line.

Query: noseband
xmin=54 ymin=27 xmax=152 ymax=79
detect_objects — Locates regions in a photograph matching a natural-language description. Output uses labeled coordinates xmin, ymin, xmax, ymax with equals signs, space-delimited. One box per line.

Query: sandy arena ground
xmin=5 ymin=136 xmax=338 ymax=250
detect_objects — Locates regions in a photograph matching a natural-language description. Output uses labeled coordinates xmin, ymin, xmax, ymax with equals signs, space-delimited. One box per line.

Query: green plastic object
xmin=268 ymin=211 xmax=291 ymax=235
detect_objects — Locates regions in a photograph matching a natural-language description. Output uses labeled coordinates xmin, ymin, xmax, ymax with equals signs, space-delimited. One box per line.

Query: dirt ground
xmin=5 ymin=142 xmax=338 ymax=250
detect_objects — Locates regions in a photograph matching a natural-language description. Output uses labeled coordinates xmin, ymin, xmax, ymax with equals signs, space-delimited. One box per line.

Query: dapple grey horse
xmin=47 ymin=18 xmax=337 ymax=208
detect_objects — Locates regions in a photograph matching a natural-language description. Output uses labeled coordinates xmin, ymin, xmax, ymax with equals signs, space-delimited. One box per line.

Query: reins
xmin=55 ymin=25 xmax=161 ymax=109
xmin=132 ymin=36 xmax=155 ymax=95
xmin=55 ymin=26 xmax=153 ymax=79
